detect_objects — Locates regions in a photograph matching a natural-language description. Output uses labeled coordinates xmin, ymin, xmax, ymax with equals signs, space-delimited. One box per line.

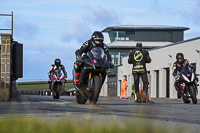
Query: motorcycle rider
xmin=48 ymin=58 xmax=67 ymax=90
xmin=128 ymin=42 xmax=151 ymax=103
xmin=74 ymin=31 xmax=114 ymax=86
xmin=172 ymin=53 xmax=197 ymax=96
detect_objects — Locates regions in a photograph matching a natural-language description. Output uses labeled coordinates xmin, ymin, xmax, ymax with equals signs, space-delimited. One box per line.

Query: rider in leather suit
xmin=74 ymin=31 xmax=114 ymax=86
xmin=172 ymin=53 xmax=198 ymax=96
xmin=48 ymin=58 xmax=67 ymax=90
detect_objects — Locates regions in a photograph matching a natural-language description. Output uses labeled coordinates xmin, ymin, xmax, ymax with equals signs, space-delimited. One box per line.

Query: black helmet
xmin=91 ymin=31 xmax=104 ymax=41
xmin=55 ymin=58 xmax=61 ymax=66
xmin=176 ymin=53 xmax=184 ymax=63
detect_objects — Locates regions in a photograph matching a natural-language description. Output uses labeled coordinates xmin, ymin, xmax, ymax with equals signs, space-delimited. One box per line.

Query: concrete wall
xmin=107 ymin=37 xmax=200 ymax=99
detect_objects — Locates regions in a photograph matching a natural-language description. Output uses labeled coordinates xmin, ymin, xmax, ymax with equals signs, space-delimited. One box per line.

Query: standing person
xmin=130 ymin=82 xmax=135 ymax=99
xmin=128 ymin=42 xmax=151 ymax=103
xmin=120 ymin=76 xmax=128 ymax=99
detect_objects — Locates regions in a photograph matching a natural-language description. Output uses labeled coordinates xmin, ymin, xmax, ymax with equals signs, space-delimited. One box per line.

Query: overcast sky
xmin=0 ymin=0 xmax=200 ymax=81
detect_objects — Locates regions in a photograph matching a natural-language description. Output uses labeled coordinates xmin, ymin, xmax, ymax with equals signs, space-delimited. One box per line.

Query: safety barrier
xmin=17 ymin=90 xmax=73 ymax=96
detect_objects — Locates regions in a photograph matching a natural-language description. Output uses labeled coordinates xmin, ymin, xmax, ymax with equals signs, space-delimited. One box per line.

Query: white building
xmin=116 ymin=36 xmax=200 ymax=99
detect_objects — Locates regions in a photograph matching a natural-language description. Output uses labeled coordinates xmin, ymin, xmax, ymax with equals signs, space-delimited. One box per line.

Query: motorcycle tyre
xmin=53 ymin=84 xmax=61 ymax=99
xmin=76 ymin=85 xmax=87 ymax=104
xmin=89 ymin=76 xmax=101 ymax=105
xmin=189 ymin=85 xmax=197 ymax=104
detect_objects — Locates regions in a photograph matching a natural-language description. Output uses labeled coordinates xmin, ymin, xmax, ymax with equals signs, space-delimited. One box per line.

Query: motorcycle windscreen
xmin=54 ymin=69 xmax=62 ymax=76
xmin=180 ymin=65 xmax=192 ymax=77
xmin=86 ymin=47 xmax=108 ymax=68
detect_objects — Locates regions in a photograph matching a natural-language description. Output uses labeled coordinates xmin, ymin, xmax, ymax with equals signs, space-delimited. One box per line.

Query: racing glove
xmin=76 ymin=55 xmax=82 ymax=65
xmin=109 ymin=62 xmax=114 ymax=69
xmin=175 ymin=75 xmax=180 ymax=81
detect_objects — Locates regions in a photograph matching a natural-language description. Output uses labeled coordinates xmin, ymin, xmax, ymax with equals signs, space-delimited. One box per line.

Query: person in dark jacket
xmin=74 ymin=31 xmax=114 ymax=86
xmin=128 ymin=42 xmax=151 ymax=103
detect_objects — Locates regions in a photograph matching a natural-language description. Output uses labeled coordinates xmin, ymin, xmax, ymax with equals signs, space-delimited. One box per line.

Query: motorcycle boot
xmin=74 ymin=72 xmax=81 ymax=86
xmin=135 ymin=92 xmax=141 ymax=103
xmin=142 ymin=90 xmax=147 ymax=103
xmin=174 ymin=81 xmax=184 ymax=94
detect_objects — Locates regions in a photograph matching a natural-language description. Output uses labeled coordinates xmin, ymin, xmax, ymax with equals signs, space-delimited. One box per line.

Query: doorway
xmin=107 ymin=75 xmax=117 ymax=96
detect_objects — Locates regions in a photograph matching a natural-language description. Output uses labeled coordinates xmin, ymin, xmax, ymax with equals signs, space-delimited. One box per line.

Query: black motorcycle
xmin=178 ymin=64 xmax=198 ymax=104
xmin=74 ymin=47 xmax=110 ymax=105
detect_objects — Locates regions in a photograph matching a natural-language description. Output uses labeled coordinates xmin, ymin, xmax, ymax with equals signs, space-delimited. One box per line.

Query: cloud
xmin=61 ymin=20 xmax=91 ymax=43
xmin=87 ymin=5 xmax=120 ymax=27
xmin=14 ymin=16 xmax=39 ymax=39
xmin=23 ymin=41 xmax=77 ymax=80
xmin=189 ymin=0 xmax=200 ymax=25
xmin=61 ymin=6 xmax=120 ymax=43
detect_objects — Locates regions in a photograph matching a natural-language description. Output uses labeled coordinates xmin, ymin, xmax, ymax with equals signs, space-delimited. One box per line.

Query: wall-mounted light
xmin=196 ymin=50 xmax=200 ymax=53
xmin=168 ymin=55 xmax=172 ymax=58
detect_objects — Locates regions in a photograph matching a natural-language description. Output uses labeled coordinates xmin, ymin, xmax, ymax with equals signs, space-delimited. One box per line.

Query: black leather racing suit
xmin=75 ymin=39 xmax=112 ymax=73
xmin=172 ymin=59 xmax=189 ymax=92
xmin=74 ymin=39 xmax=112 ymax=85
xmin=128 ymin=48 xmax=151 ymax=94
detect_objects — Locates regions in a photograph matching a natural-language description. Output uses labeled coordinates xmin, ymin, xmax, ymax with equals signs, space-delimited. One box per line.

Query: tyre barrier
xmin=18 ymin=90 xmax=71 ymax=96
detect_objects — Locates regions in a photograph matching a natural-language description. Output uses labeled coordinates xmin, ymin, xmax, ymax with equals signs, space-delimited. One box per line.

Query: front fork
xmin=88 ymin=72 xmax=102 ymax=90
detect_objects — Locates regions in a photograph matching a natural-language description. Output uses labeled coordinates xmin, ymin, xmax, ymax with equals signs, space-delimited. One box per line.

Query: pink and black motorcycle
xmin=50 ymin=69 xmax=66 ymax=99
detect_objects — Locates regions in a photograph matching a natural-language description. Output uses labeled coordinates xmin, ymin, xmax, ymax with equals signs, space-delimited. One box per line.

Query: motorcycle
xmin=178 ymin=64 xmax=198 ymax=104
xmin=50 ymin=69 xmax=66 ymax=99
xmin=74 ymin=47 xmax=111 ymax=105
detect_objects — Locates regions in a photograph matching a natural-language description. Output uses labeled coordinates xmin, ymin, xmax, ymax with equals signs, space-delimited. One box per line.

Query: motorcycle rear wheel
xmin=89 ymin=76 xmax=101 ymax=105
xmin=189 ymin=85 xmax=197 ymax=104
xmin=76 ymin=85 xmax=87 ymax=104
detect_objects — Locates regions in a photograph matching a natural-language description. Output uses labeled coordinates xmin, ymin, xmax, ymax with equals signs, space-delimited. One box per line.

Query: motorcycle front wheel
xmin=53 ymin=83 xmax=61 ymax=99
xmin=189 ymin=85 xmax=197 ymax=104
xmin=89 ymin=76 xmax=101 ymax=105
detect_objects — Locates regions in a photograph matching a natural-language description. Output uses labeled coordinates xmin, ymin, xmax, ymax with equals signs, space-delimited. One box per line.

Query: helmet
xmin=136 ymin=42 xmax=142 ymax=48
xmin=176 ymin=53 xmax=184 ymax=63
xmin=91 ymin=31 xmax=104 ymax=46
xmin=91 ymin=31 xmax=104 ymax=41
xmin=55 ymin=58 xmax=61 ymax=66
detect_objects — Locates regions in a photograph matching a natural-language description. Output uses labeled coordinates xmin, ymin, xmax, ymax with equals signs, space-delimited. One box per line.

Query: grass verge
xmin=0 ymin=116 xmax=187 ymax=133
xmin=17 ymin=83 xmax=74 ymax=90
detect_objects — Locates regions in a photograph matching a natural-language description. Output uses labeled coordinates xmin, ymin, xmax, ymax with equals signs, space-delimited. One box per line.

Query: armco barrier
xmin=18 ymin=90 xmax=69 ymax=96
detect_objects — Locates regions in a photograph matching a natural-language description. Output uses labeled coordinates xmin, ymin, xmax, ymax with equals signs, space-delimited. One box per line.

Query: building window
xmin=111 ymin=52 xmax=121 ymax=65
xmin=108 ymin=31 xmax=135 ymax=42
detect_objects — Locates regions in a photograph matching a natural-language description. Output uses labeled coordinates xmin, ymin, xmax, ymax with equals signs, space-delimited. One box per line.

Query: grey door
xmin=108 ymin=75 xmax=117 ymax=96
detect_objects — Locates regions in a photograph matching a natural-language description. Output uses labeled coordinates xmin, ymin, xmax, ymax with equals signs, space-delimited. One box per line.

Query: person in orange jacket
xmin=120 ymin=76 xmax=128 ymax=99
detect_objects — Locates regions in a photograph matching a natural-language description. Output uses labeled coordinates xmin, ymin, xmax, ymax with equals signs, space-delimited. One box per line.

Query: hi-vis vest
xmin=121 ymin=80 xmax=128 ymax=89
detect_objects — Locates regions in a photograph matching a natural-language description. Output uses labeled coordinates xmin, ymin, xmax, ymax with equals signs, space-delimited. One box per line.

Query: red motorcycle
xmin=50 ymin=69 xmax=66 ymax=99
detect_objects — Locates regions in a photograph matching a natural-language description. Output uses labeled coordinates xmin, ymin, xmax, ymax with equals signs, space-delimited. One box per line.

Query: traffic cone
xmin=140 ymin=90 xmax=149 ymax=101
xmin=70 ymin=92 xmax=72 ymax=96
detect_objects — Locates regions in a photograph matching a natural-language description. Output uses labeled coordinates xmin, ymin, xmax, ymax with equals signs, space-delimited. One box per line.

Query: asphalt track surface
xmin=0 ymin=95 xmax=200 ymax=132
